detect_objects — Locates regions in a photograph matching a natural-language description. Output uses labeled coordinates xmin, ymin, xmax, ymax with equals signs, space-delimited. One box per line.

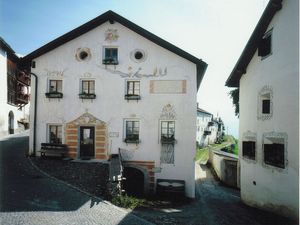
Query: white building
xmin=196 ymin=108 xmax=225 ymax=147
xmin=0 ymin=38 xmax=30 ymax=137
xmin=24 ymin=11 xmax=207 ymax=198
xmin=196 ymin=108 xmax=213 ymax=147
xmin=226 ymin=0 xmax=298 ymax=219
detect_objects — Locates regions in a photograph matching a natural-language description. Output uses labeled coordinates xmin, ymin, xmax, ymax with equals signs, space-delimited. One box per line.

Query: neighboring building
xmin=23 ymin=11 xmax=207 ymax=198
xmin=196 ymin=108 xmax=225 ymax=147
xmin=0 ymin=37 xmax=30 ymax=137
xmin=196 ymin=108 xmax=213 ymax=147
xmin=226 ymin=0 xmax=298 ymax=219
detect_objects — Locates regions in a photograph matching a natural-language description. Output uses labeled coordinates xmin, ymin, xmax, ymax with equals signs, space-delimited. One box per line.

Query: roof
xmin=225 ymin=0 xmax=283 ymax=87
xmin=0 ymin=37 xmax=19 ymax=62
xmin=197 ymin=108 xmax=212 ymax=116
xmin=22 ymin=10 xmax=207 ymax=90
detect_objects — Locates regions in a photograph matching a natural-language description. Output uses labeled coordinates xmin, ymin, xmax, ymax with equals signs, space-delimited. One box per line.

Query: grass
xmin=112 ymin=194 xmax=145 ymax=209
xmin=195 ymin=147 xmax=209 ymax=163
xmin=195 ymin=135 xmax=239 ymax=161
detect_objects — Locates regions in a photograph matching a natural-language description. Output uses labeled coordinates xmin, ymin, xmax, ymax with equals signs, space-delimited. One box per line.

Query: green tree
xmin=229 ymin=88 xmax=239 ymax=117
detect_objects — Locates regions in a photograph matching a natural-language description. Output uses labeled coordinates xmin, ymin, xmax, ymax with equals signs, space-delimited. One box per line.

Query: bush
xmin=111 ymin=194 xmax=145 ymax=209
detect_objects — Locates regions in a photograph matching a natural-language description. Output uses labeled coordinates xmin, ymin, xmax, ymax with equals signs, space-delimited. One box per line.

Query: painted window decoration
xmin=49 ymin=125 xmax=62 ymax=144
xmin=263 ymin=132 xmax=287 ymax=169
xmin=103 ymin=47 xmax=118 ymax=65
xmin=125 ymin=120 xmax=140 ymax=143
xmin=242 ymin=141 xmax=256 ymax=160
xmin=258 ymin=29 xmax=272 ymax=58
xmin=45 ymin=80 xmax=63 ymax=98
xmin=160 ymin=121 xmax=175 ymax=164
xmin=75 ymin=48 xmax=91 ymax=62
xmin=125 ymin=80 xmax=141 ymax=100
xmin=79 ymin=80 xmax=96 ymax=99
xmin=257 ymin=85 xmax=273 ymax=120
xmin=130 ymin=49 xmax=147 ymax=63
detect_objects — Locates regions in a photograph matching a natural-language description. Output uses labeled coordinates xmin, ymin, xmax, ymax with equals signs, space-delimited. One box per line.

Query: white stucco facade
xmin=28 ymin=15 xmax=206 ymax=198
xmin=238 ymin=0 xmax=299 ymax=219
xmin=0 ymin=46 xmax=29 ymax=137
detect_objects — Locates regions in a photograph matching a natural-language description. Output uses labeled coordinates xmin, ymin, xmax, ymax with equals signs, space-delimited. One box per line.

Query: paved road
xmin=0 ymin=132 xmax=153 ymax=225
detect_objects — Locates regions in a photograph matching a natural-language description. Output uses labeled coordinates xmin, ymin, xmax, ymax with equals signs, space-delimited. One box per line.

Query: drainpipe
xmin=29 ymin=72 xmax=38 ymax=156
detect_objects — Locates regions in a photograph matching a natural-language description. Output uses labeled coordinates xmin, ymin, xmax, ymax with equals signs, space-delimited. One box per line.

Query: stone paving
xmin=0 ymin=132 xmax=153 ymax=225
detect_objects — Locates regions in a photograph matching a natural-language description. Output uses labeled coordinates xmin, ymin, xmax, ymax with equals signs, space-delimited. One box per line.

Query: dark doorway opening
xmin=80 ymin=126 xmax=95 ymax=159
xmin=123 ymin=167 xmax=144 ymax=197
xmin=8 ymin=111 xmax=14 ymax=134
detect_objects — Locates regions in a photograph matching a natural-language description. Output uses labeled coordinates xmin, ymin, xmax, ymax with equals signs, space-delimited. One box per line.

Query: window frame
xmin=125 ymin=80 xmax=141 ymax=100
xmin=262 ymin=132 xmax=287 ymax=171
xmin=124 ymin=119 xmax=140 ymax=144
xmin=79 ymin=79 xmax=96 ymax=99
xmin=257 ymin=85 xmax=273 ymax=120
xmin=103 ymin=47 xmax=118 ymax=65
xmin=48 ymin=124 xmax=63 ymax=144
xmin=258 ymin=28 xmax=273 ymax=59
xmin=160 ymin=120 xmax=176 ymax=144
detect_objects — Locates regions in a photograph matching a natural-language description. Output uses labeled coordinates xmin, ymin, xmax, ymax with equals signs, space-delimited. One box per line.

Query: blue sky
xmin=0 ymin=0 xmax=268 ymax=137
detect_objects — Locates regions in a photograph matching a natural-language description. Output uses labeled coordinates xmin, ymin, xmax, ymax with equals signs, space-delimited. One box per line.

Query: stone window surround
xmin=242 ymin=131 xmax=257 ymax=163
xmin=262 ymin=132 xmax=288 ymax=172
xmin=257 ymin=85 xmax=273 ymax=121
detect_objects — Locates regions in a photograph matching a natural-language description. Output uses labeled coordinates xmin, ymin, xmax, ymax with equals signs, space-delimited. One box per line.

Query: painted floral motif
xmin=160 ymin=104 xmax=176 ymax=120
xmin=105 ymin=29 xmax=119 ymax=42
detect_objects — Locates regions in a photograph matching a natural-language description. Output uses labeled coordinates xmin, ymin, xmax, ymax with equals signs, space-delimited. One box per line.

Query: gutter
xmin=29 ymin=72 xmax=38 ymax=156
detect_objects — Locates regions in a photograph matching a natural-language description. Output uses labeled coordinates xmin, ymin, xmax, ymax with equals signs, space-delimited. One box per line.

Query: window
xmin=82 ymin=80 xmax=95 ymax=94
xmin=79 ymin=80 xmax=96 ymax=99
xmin=257 ymin=86 xmax=273 ymax=120
xmin=263 ymin=133 xmax=287 ymax=169
xmin=103 ymin=48 xmax=118 ymax=65
xmin=46 ymin=80 xmax=63 ymax=98
xmin=160 ymin=121 xmax=175 ymax=164
xmin=242 ymin=141 xmax=256 ymax=160
xmin=262 ymin=99 xmax=270 ymax=114
xmin=49 ymin=125 xmax=62 ymax=144
xmin=258 ymin=29 xmax=272 ymax=58
xmin=125 ymin=80 xmax=140 ymax=100
xmin=161 ymin=121 xmax=175 ymax=142
xmin=125 ymin=120 xmax=140 ymax=143
xmin=49 ymin=80 xmax=62 ymax=93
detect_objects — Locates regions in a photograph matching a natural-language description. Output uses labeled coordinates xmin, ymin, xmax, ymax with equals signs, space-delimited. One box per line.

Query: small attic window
xmin=258 ymin=29 xmax=272 ymax=59
xmin=76 ymin=48 xmax=91 ymax=62
xmin=79 ymin=51 xmax=88 ymax=60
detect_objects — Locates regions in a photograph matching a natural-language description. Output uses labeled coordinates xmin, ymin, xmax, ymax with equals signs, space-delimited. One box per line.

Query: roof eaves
xmin=225 ymin=0 xmax=283 ymax=87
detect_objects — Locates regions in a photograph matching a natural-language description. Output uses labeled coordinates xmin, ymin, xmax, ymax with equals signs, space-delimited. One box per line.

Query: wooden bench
xmin=40 ymin=143 xmax=68 ymax=158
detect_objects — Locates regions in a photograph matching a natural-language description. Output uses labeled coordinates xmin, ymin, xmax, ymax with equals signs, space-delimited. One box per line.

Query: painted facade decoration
xmin=105 ymin=29 xmax=119 ymax=42
xmin=25 ymin=11 xmax=207 ymax=198
xmin=225 ymin=0 xmax=299 ymax=219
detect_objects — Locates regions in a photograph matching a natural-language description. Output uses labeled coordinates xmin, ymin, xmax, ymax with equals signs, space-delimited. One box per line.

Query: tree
xmin=229 ymin=88 xmax=239 ymax=117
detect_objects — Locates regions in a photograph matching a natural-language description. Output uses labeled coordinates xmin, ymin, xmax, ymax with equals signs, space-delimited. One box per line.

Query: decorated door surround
xmin=65 ymin=112 xmax=108 ymax=160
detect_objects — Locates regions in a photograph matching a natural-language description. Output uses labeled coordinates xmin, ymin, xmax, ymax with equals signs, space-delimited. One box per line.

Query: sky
xmin=0 ymin=0 xmax=268 ymax=138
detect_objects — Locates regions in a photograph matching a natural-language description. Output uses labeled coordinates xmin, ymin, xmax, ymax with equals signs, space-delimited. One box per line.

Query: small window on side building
xmin=242 ymin=141 xmax=256 ymax=160
xmin=103 ymin=48 xmax=118 ymax=65
xmin=263 ymin=133 xmax=287 ymax=169
xmin=258 ymin=29 xmax=272 ymax=59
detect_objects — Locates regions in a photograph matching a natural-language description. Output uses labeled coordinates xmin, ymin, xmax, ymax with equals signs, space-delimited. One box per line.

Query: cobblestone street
xmin=0 ymin=133 xmax=153 ymax=225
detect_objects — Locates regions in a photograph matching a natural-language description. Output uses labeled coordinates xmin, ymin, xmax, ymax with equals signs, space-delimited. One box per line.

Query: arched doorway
xmin=8 ymin=111 xmax=14 ymax=134
xmin=122 ymin=167 xmax=145 ymax=197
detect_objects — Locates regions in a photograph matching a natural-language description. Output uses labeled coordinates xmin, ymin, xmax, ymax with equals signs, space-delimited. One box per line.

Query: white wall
xmin=29 ymin=21 xmax=198 ymax=197
xmin=239 ymin=0 xmax=299 ymax=219
xmin=0 ymin=48 xmax=28 ymax=137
